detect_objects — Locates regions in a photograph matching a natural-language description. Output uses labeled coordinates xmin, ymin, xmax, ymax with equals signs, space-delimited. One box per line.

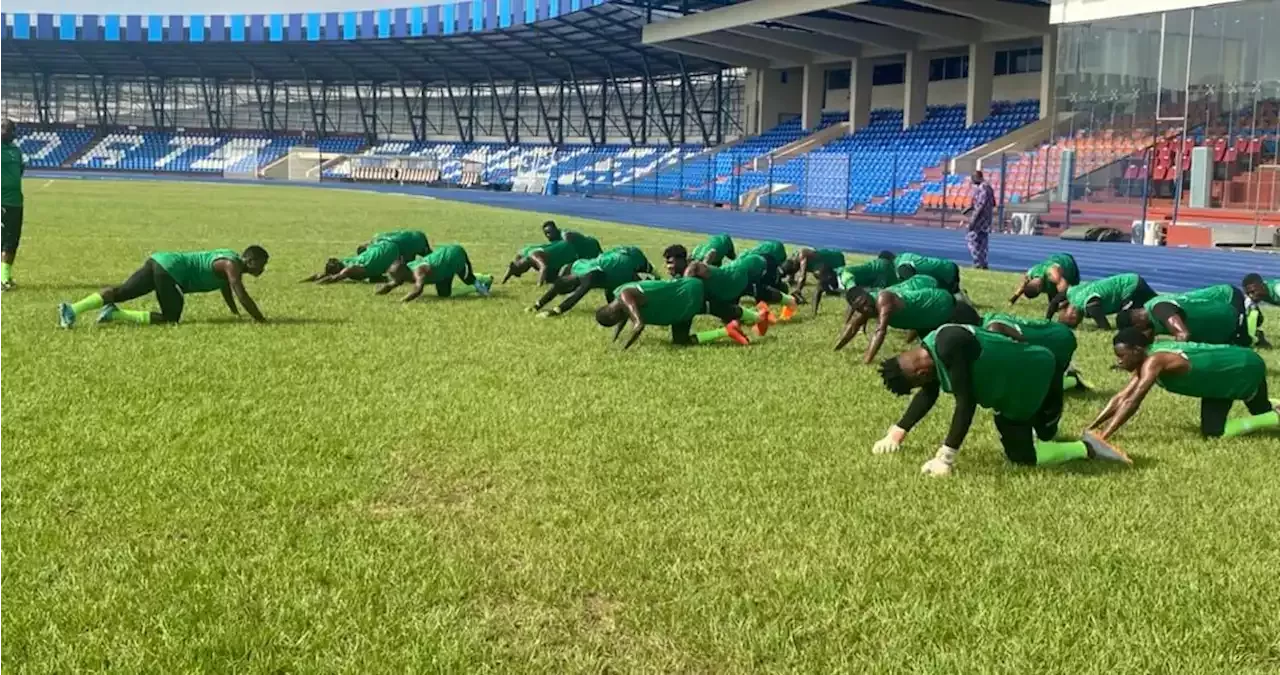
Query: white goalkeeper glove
xmin=871 ymin=425 xmax=908 ymax=455
xmin=920 ymin=446 xmax=958 ymax=477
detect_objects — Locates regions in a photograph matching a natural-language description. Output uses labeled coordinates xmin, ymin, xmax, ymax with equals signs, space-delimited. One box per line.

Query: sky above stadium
xmin=10 ymin=0 xmax=455 ymax=14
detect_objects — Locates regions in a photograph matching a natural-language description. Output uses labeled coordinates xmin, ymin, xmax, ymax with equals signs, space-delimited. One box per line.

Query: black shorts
xmin=1 ymin=205 xmax=23 ymax=254
xmin=116 ymin=258 xmax=185 ymax=322
xmin=994 ymin=374 xmax=1064 ymax=466
xmin=1200 ymin=379 xmax=1273 ymax=437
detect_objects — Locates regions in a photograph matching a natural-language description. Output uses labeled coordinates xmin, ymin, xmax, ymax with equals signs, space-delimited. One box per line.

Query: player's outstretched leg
xmin=60 ymin=259 xmax=162 ymax=328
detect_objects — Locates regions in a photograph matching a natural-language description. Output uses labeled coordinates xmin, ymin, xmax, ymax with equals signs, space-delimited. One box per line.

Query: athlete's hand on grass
xmin=871 ymin=425 xmax=907 ymax=454
xmin=920 ymin=446 xmax=957 ymax=477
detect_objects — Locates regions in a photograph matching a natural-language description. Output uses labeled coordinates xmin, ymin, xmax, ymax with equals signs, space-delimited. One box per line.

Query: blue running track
xmin=33 ymin=170 xmax=1280 ymax=292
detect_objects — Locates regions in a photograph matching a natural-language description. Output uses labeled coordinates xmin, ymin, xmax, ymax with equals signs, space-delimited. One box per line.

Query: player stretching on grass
xmin=542 ymin=220 xmax=602 ymax=259
xmin=872 ymin=324 xmax=1132 ymax=476
xmin=1242 ymin=273 xmax=1280 ymax=347
xmin=529 ymin=246 xmax=653 ymax=317
xmin=1091 ymin=328 xmax=1280 ymax=443
xmin=691 ymin=233 xmax=736 ymax=265
xmin=782 ymin=246 xmax=846 ymax=296
xmin=1057 ymin=272 xmax=1157 ymax=330
xmin=378 ymin=244 xmax=492 ymax=302
xmin=684 ymin=258 xmax=778 ymax=339
xmin=502 ymin=239 xmax=581 ymax=286
xmin=894 ymin=252 xmax=963 ymax=296
xmin=304 ymin=238 xmax=402 ymax=284
xmin=836 ymin=281 xmax=980 ymax=363
xmin=1115 ymin=283 xmax=1249 ymax=346
xmin=810 ymin=252 xmax=899 ymax=315
xmin=1008 ymin=252 xmax=1080 ymax=317
xmin=59 ymin=246 xmax=269 ymax=328
xmin=595 ymin=277 xmax=748 ymax=348
xmin=983 ymin=312 xmax=1088 ymax=393
xmin=371 ymin=230 xmax=430 ymax=260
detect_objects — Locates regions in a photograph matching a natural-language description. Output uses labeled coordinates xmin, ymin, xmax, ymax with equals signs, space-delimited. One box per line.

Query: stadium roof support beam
xmin=829 ymin=4 xmax=982 ymax=42
xmin=688 ymin=31 xmax=816 ymax=65
xmin=905 ymin=0 xmax=1048 ymax=33
xmin=641 ymin=0 xmax=849 ymax=44
xmin=726 ymin=25 xmax=862 ymax=59
xmin=650 ymin=40 xmax=771 ymax=70
xmin=773 ymin=16 xmax=917 ymax=52
xmin=641 ymin=56 xmax=676 ymax=145
xmin=566 ymin=63 xmax=601 ymax=146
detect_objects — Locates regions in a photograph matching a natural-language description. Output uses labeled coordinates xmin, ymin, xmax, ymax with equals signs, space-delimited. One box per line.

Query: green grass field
xmin=3 ymin=180 xmax=1279 ymax=673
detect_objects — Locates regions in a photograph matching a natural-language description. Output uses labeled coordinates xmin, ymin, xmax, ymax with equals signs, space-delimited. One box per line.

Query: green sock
xmin=112 ymin=308 xmax=152 ymax=325
xmin=70 ymin=292 xmax=105 ymax=315
xmin=740 ymin=308 xmax=760 ymax=325
xmin=475 ymin=273 xmax=493 ymax=286
xmin=696 ymin=328 xmax=728 ymax=344
xmin=1034 ymin=440 xmax=1089 ymax=465
xmin=780 ymin=293 xmax=795 ymax=305
xmin=0 ymin=262 xmax=10 ymax=283
xmin=452 ymin=284 xmax=477 ymax=297
xmin=1222 ymin=411 xmax=1280 ymax=438
xmin=1063 ymin=373 xmax=1079 ymax=390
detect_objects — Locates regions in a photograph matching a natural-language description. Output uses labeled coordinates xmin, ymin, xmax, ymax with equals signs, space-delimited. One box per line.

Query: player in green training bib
xmin=1242 ymin=273 xmax=1280 ymax=347
xmin=684 ymin=257 xmax=779 ymax=340
xmin=378 ymin=244 xmax=492 ymax=302
xmin=542 ymin=220 xmax=602 ymax=260
xmin=372 ymin=230 xmax=430 ymax=260
xmin=812 ymin=251 xmax=900 ymax=315
xmin=836 ymin=282 xmax=980 ymax=363
xmin=983 ymin=312 xmax=1089 ymax=393
xmin=502 ymin=239 xmax=581 ymax=286
xmin=1 ymin=119 xmax=24 ymax=291
xmin=1116 ymin=283 xmax=1248 ymax=345
xmin=691 ymin=233 xmax=737 ymax=266
xmin=1009 ymin=252 xmax=1080 ymax=317
xmin=59 ymin=246 xmax=270 ymax=328
xmin=1091 ymin=328 xmax=1280 ymax=443
xmin=595 ymin=277 xmax=748 ymax=348
xmin=305 ymin=239 xmax=403 ymax=284
xmin=529 ymin=246 xmax=654 ymax=317
xmin=894 ymin=252 xmax=962 ymax=295
xmin=1058 ymin=272 xmax=1157 ymax=329
xmin=871 ymin=324 xmax=1132 ymax=476
xmin=782 ymin=246 xmax=847 ymax=296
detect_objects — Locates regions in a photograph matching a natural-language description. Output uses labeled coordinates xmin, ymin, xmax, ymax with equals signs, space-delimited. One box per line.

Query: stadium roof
xmin=640 ymin=0 xmax=1053 ymax=66
xmin=1 ymin=1 xmax=730 ymax=84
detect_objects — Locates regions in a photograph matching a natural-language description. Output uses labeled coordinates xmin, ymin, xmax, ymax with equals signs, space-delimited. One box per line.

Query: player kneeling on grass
xmin=305 ymin=239 xmax=402 ymax=284
xmin=594 ymin=277 xmax=747 ymax=349
xmin=983 ymin=312 xmax=1089 ymax=393
xmin=684 ymin=258 xmax=778 ymax=342
xmin=691 ymin=233 xmax=736 ymax=266
xmin=502 ymin=239 xmax=582 ymax=286
xmin=836 ymin=279 xmax=980 ymax=364
xmin=59 ymin=246 xmax=269 ymax=328
xmin=894 ymin=252 xmax=964 ymax=296
xmin=1089 ymin=328 xmax=1280 ymax=443
xmin=872 ymin=324 xmax=1132 ymax=477
xmin=529 ymin=246 xmax=653 ymax=317
xmin=1115 ymin=283 xmax=1249 ymax=346
xmin=378 ymin=244 xmax=492 ymax=302
xmin=542 ymin=220 xmax=602 ymax=259
xmin=1057 ymin=272 xmax=1157 ymax=330
xmin=811 ymin=251 xmax=899 ymax=315
xmin=781 ymin=246 xmax=845 ymax=296
xmin=1009 ymin=252 xmax=1080 ymax=318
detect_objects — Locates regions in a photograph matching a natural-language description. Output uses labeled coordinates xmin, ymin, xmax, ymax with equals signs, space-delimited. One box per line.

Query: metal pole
xmin=1138 ymin=145 xmax=1151 ymax=241
xmin=1169 ymin=8 xmax=1196 ymax=228
xmin=890 ymin=151 xmax=898 ymax=224
xmin=997 ymin=152 xmax=1007 ymax=233
xmin=940 ymin=161 xmax=949 ymax=229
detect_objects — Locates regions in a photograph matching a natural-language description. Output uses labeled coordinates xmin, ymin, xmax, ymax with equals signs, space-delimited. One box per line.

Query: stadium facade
xmin=1 ymin=0 xmax=1276 ymax=237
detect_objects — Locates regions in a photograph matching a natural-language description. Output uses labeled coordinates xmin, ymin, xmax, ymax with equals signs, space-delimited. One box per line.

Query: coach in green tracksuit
xmin=1093 ymin=328 xmax=1280 ymax=442
xmin=58 ymin=246 xmax=270 ymax=328
xmin=1116 ymin=283 xmax=1248 ymax=346
xmin=529 ymin=246 xmax=653 ymax=317
xmin=1 ymin=118 xmax=24 ymax=291
xmin=836 ymin=281 xmax=980 ymax=363
xmin=871 ymin=324 xmax=1131 ymax=476
xmin=1058 ymin=272 xmax=1158 ymax=329
xmin=1009 ymin=252 xmax=1080 ymax=317
xmin=1242 ymin=273 xmax=1280 ymax=347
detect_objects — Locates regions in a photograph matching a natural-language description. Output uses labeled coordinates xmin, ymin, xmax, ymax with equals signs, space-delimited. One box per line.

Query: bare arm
xmin=620 ymin=291 xmax=647 ymax=349
xmin=1098 ymin=362 xmax=1163 ymax=440
xmin=1048 ymin=266 xmax=1070 ymax=297
xmin=401 ymin=270 xmax=428 ymax=303
xmin=834 ymin=309 xmax=870 ymax=352
xmin=1009 ymin=275 xmax=1029 ymax=305
xmin=219 ymin=284 xmax=240 ymax=316
xmin=318 ymin=266 xmax=360 ymax=285
xmin=1162 ymin=313 xmax=1192 ymax=342
xmin=222 ymin=264 xmax=265 ymax=322
xmin=793 ymin=255 xmax=811 ymax=293
xmin=1088 ymin=376 xmax=1139 ymax=430
xmin=861 ymin=295 xmax=897 ymax=364
xmin=985 ymin=323 xmax=1024 ymax=342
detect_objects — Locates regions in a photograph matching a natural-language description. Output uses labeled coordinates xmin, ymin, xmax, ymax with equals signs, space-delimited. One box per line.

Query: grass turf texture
xmin=3 ymin=180 xmax=1280 ymax=673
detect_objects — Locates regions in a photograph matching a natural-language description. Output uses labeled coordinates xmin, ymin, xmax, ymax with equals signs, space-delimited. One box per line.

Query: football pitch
xmin=3 ymin=180 xmax=1279 ymax=673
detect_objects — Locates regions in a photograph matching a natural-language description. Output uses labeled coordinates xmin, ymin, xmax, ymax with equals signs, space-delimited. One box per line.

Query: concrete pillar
xmin=849 ymin=57 xmax=873 ymax=133
xmin=1040 ymin=31 xmax=1058 ymax=120
xmin=966 ymin=42 xmax=994 ymax=127
xmin=802 ymin=63 xmax=824 ymax=131
xmin=904 ymin=51 xmax=929 ymax=129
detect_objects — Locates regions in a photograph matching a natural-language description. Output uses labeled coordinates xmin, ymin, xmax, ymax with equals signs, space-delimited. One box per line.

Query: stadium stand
xmin=15 ymin=127 xmax=97 ymax=168
xmin=69 ymin=133 xmax=363 ymax=174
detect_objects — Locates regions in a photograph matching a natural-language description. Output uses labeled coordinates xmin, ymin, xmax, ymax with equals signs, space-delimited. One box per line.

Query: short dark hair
xmin=662 ymin=244 xmax=688 ymax=260
xmin=595 ymin=304 xmax=621 ymax=327
xmin=1023 ymin=283 xmax=1042 ymax=299
xmin=878 ymin=357 xmax=914 ymax=396
xmin=324 ymin=258 xmax=344 ymax=276
xmin=1114 ymin=309 xmax=1134 ymax=330
xmin=1113 ymin=327 xmax=1152 ymax=348
xmin=1243 ymin=273 xmax=1264 ymax=286
xmin=844 ymin=286 xmax=872 ymax=307
xmin=243 ymin=245 xmax=269 ymax=261
xmin=542 ymin=220 xmax=557 ymax=229
xmin=878 ymin=250 xmax=896 ymax=261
